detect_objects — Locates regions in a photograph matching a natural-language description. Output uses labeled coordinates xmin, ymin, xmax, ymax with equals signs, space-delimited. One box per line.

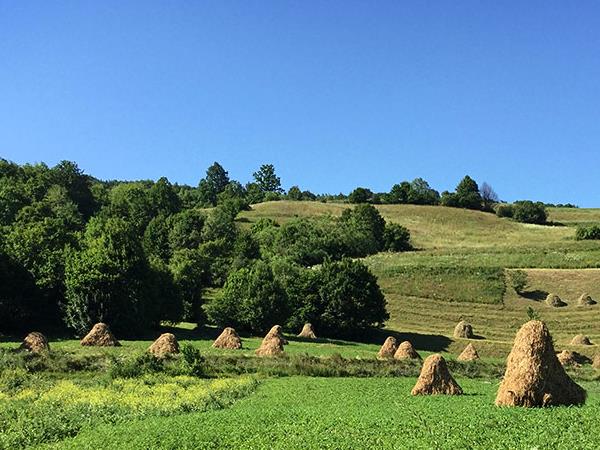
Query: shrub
xmin=575 ymin=224 xmax=600 ymax=240
xmin=495 ymin=203 xmax=514 ymax=218
xmin=512 ymin=201 xmax=547 ymax=224
xmin=348 ymin=187 xmax=373 ymax=204
xmin=382 ymin=223 xmax=411 ymax=251
xmin=181 ymin=344 xmax=206 ymax=377
xmin=508 ymin=270 xmax=528 ymax=294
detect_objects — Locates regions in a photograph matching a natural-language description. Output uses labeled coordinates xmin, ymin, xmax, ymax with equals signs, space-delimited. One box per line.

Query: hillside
xmin=240 ymin=201 xmax=600 ymax=356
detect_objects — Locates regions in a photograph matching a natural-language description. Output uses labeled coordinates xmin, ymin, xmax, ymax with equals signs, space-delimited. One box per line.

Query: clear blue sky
xmin=2 ymin=2 xmax=599 ymax=206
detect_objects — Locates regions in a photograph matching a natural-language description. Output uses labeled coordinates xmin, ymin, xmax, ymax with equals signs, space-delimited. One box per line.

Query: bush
xmin=575 ymin=224 xmax=600 ymax=240
xmin=512 ymin=201 xmax=547 ymax=224
xmin=382 ymin=223 xmax=411 ymax=251
xmin=181 ymin=344 xmax=206 ymax=377
xmin=495 ymin=203 xmax=514 ymax=218
xmin=348 ymin=187 xmax=373 ymax=204
xmin=508 ymin=270 xmax=528 ymax=294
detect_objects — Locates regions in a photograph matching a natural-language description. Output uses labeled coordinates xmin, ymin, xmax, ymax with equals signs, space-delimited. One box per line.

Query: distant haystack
xmin=377 ymin=336 xmax=398 ymax=359
xmin=411 ymin=354 xmax=462 ymax=396
xmin=265 ymin=325 xmax=288 ymax=345
xmin=298 ymin=323 xmax=317 ymax=339
xmin=557 ymin=350 xmax=590 ymax=368
xmin=571 ymin=334 xmax=593 ymax=346
xmin=394 ymin=341 xmax=421 ymax=360
xmin=213 ymin=327 xmax=242 ymax=349
xmin=453 ymin=321 xmax=474 ymax=339
xmin=495 ymin=320 xmax=586 ymax=407
xmin=255 ymin=334 xmax=285 ymax=357
xmin=148 ymin=333 xmax=179 ymax=357
xmin=80 ymin=323 xmax=120 ymax=347
xmin=457 ymin=343 xmax=479 ymax=362
xmin=545 ymin=293 xmax=567 ymax=308
xmin=20 ymin=332 xmax=49 ymax=353
xmin=577 ymin=294 xmax=597 ymax=306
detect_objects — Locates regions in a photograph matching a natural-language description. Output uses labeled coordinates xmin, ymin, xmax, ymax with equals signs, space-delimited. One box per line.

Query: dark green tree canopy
xmin=253 ymin=164 xmax=283 ymax=193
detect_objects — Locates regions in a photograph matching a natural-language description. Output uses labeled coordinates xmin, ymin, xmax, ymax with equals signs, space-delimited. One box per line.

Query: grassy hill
xmin=240 ymin=201 xmax=600 ymax=356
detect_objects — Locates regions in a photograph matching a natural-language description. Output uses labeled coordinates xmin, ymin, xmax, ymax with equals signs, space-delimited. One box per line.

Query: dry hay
xmin=377 ymin=336 xmax=398 ymax=359
xmin=557 ymin=350 xmax=591 ymax=368
xmin=545 ymin=293 xmax=567 ymax=308
xmin=577 ymin=293 xmax=597 ymax=306
xmin=265 ymin=325 xmax=288 ymax=345
xmin=213 ymin=327 xmax=242 ymax=349
xmin=148 ymin=333 xmax=179 ymax=357
xmin=495 ymin=320 xmax=586 ymax=407
xmin=570 ymin=334 xmax=593 ymax=346
xmin=393 ymin=341 xmax=421 ymax=360
xmin=453 ymin=321 xmax=474 ymax=339
xmin=593 ymin=354 xmax=600 ymax=369
xmin=19 ymin=332 xmax=49 ymax=353
xmin=411 ymin=354 xmax=462 ymax=396
xmin=255 ymin=335 xmax=285 ymax=357
xmin=80 ymin=322 xmax=121 ymax=347
xmin=298 ymin=323 xmax=317 ymax=339
xmin=457 ymin=343 xmax=479 ymax=362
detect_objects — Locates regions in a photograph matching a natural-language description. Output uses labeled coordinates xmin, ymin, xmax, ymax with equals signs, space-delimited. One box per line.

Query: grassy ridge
xmin=47 ymin=376 xmax=600 ymax=450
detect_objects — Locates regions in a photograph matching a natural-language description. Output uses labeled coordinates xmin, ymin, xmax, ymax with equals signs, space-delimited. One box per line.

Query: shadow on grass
xmin=520 ymin=289 xmax=549 ymax=302
xmin=361 ymin=328 xmax=453 ymax=353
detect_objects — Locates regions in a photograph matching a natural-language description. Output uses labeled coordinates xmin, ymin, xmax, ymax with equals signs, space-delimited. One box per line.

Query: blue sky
xmin=1 ymin=1 xmax=599 ymax=206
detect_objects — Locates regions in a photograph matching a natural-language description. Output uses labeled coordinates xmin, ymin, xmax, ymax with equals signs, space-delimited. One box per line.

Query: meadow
xmin=2 ymin=201 xmax=600 ymax=448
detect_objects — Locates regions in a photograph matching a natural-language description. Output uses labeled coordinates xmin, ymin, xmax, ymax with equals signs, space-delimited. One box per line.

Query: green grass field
xmin=3 ymin=201 xmax=600 ymax=449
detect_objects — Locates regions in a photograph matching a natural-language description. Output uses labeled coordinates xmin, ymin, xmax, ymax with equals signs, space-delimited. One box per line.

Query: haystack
xmin=453 ymin=321 xmax=474 ymax=339
xmin=495 ymin=320 xmax=586 ymax=407
xmin=577 ymin=293 xmax=597 ymax=306
xmin=148 ymin=333 xmax=179 ymax=357
xmin=394 ymin=341 xmax=421 ymax=360
xmin=19 ymin=332 xmax=49 ymax=353
xmin=377 ymin=336 xmax=398 ymax=359
xmin=457 ymin=343 xmax=479 ymax=362
xmin=265 ymin=325 xmax=288 ymax=345
xmin=298 ymin=323 xmax=317 ymax=339
xmin=557 ymin=350 xmax=590 ymax=367
xmin=212 ymin=327 xmax=242 ymax=349
xmin=80 ymin=323 xmax=121 ymax=346
xmin=545 ymin=293 xmax=567 ymax=307
xmin=571 ymin=334 xmax=593 ymax=346
xmin=593 ymin=354 xmax=600 ymax=369
xmin=411 ymin=354 xmax=462 ymax=396
xmin=255 ymin=335 xmax=285 ymax=357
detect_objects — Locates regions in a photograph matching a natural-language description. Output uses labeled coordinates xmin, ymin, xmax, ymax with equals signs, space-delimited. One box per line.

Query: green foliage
xmin=348 ymin=187 xmax=373 ymax=204
xmin=287 ymin=185 xmax=303 ymax=200
xmin=252 ymin=164 xmax=283 ymax=193
xmin=168 ymin=249 xmax=207 ymax=322
xmin=109 ymin=353 xmax=164 ymax=379
xmin=508 ymin=269 xmax=528 ymax=294
xmin=0 ymin=253 xmax=38 ymax=332
xmin=340 ymin=204 xmax=386 ymax=255
xmin=407 ymin=177 xmax=440 ymax=205
xmin=512 ymin=200 xmax=548 ymax=224
xmin=526 ymin=306 xmax=540 ymax=321
xmin=181 ymin=344 xmax=206 ymax=376
xmin=495 ymin=203 xmax=514 ymax=218
xmin=382 ymin=223 xmax=411 ymax=251
xmin=206 ymin=260 xmax=289 ymax=333
xmin=576 ymin=224 xmax=600 ymax=240
xmin=198 ymin=162 xmax=230 ymax=206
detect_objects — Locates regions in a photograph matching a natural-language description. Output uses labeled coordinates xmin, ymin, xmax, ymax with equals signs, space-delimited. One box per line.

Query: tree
xmin=149 ymin=177 xmax=181 ymax=216
xmin=50 ymin=160 xmax=97 ymax=219
xmin=407 ymin=178 xmax=440 ymax=205
xmin=340 ymin=204 xmax=386 ymax=255
xmin=388 ymin=182 xmax=411 ymax=204
xmin=480 ymin=182 xmax=499 ymax=212
xmin=454 ymin=175 xmax=482 ymax=210
xmin=348 ymin=187 xmax=373 ymax=204
xmin=314 ymin=258 xmax=388 ymax=336
xmin=287 ymin=185 xmax=303 ymax=201
xmin=253 ymin=164 xmax=283 ymax=193
xmin=205 ymin=260 xmax=288 ymax=333
xmin=198 ymin=162 xmax=230 ymax=206
xmin=512 ymin=201 xmax=547 ymax=224
xmin=108 ymin=183 xmax=154 ymax=233
xmin=382 ymin=223 xmax=411 ymax=251
xmin=169 ymin=249 xmax=208 ymax=323
xmin=0 ymin=251 xmax=39 ymax=332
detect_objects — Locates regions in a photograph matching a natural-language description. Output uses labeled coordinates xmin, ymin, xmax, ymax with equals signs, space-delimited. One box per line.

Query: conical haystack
xmin=571 ymin=334 xmax=593 ymax=346
xmin=148 ymin=333 xmax=179 ymax=357
xmin=19 ymin=332 xmax=49 ymax=353
xmin=495 ymin=320 xmax=586 ymax=407
xmin=557 ymin=350 xmax=590 ymax=367
xmin=593 ymin=354 xmax=600 ymax=369
xmin=457 ymin=343 xmax=479 ymax=361
xmin=80 ymin=323 xmax=121 ymax=346
xmin=394 ymin=341 xmax=421 ymax=360
xmin=453 ymin=321 xmax=474 ymax=339
xmin=255 ymin=335 xmax=285 ymax=357
xmin=298 ymin=323 xmax=317 ymax=339
xmin=577 ymin=293 xmax=597 ymax=306
xmin=265 ymin=325 xmax=288 ymax=345
xmin=545 ymin=293 xmax=567 ymax=307
xmin=411 ymin=354 xmax=462 ymax=396
xmin=377 ymin=336 xmax=398 ymax=359
xmin=213 ymin=327 xmax=242 ymax=349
